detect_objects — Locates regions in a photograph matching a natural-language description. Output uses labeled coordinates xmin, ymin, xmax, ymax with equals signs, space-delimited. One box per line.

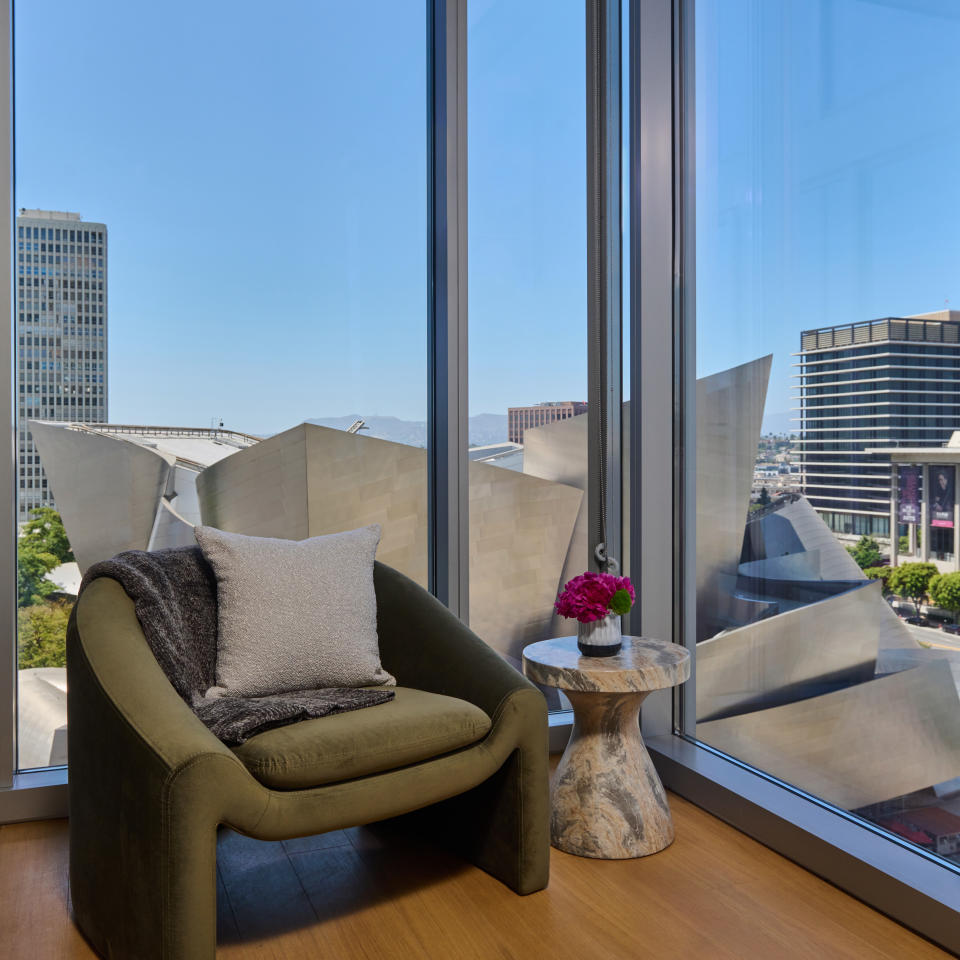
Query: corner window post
xmin=427 ymin=0 xmax=469 ymax=619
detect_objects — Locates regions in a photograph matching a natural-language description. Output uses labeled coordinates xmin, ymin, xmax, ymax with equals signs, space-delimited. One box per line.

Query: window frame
xmin=0 ymin=0 xmax=16 ymax=802
xmin=0 ymin=0 xmax=471 ymax=819
xmin=632 ymin=0 xmax=960 ymax=950
xmin=5 ymin=4 xmax=956 ymax=951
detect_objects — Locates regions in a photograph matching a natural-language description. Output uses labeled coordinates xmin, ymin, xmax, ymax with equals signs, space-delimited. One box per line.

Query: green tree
xmin=17 ymin=540 xmax=59 ymax=607
xmin=847 ymin=535 xmax=882 ymax=570
xmin=887 ymin=562 xmax=939 ymax=613
xmin=17 ymin=508 xmax=74 ymax=607
xmin=21 ymin=506 xmax=74 ymax=564
xmin=758 ymin=487 xmax=771 ymax=506
xmin=17 ymin=600 xmax=70 ymax=669
xmin=928 ymin=571 xmax=960 ymax=620
xmin=863 ymin=566 xmax=892 ymax=595
xmin=898 ymin=529 xmax=921 ymax=554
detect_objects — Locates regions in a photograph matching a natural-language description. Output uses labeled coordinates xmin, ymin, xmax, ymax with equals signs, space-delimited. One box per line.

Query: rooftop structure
xmin=507 ymin=401 xmax=587 ymax=444
xmin=28 ymin=421 xmax=259 ymax=570
xmin=467 ymin=442 xmax=524 ymax=471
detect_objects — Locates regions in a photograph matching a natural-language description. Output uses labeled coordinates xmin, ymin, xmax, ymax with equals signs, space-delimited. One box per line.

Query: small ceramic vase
xmin=577 ymin=613 xmax=622 ymax=657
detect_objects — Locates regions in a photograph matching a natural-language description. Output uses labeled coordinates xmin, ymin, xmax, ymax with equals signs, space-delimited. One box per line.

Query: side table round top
xmin=522 ymin=635 xmax=690 ymax=694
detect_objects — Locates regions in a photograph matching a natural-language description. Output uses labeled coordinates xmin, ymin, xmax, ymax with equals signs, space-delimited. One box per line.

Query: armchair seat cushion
xmin=230 ymin=686 xmax=492 ymax=789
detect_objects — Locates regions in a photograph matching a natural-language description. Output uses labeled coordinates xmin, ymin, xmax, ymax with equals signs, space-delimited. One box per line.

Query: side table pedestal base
xmin=551 ymin=690 xmax=674 ymax=859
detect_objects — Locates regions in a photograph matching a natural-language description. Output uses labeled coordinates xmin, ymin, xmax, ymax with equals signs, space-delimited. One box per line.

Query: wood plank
xmin=0 ymin=819 xmax=97 ymax=959
xmin=1 ymin=795 xmax=950 ymax=959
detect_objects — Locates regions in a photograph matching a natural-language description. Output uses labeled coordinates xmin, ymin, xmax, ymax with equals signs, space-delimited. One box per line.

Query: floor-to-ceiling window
xmin=13 ymin=0 xmax=428 ymax=771
xmin=688 ymin=0 xmax=960 ymax=883
xmin=466 ymin=0 xmax=589 ymax=697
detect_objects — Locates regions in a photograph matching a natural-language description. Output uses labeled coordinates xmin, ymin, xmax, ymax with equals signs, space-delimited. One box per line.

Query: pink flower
xmin=555 ymin=571 xmax=635 ymax=623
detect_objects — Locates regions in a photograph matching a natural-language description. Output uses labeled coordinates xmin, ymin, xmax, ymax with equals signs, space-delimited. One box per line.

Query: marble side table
xmin=522 ymin=635 xmax=690 ymax=860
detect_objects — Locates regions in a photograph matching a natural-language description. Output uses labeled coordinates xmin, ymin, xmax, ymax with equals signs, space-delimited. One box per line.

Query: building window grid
xmin=798 ymin=324 xmax=960 ymax=531
xmin=14 ymin=212 xmax=107 ymax=518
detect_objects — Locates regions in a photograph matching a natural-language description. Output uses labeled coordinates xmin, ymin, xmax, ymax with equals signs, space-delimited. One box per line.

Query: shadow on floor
xmin=216 ymin=821 xmax=472 ymax=944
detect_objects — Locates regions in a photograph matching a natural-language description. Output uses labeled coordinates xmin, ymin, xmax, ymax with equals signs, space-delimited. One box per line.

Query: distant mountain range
xmin=307 ymin=414 xmax=509 ymax=448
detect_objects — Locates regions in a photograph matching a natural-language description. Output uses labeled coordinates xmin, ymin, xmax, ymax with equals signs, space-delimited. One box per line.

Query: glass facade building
xmin=797 ymin=313 xmax=960 ymax=541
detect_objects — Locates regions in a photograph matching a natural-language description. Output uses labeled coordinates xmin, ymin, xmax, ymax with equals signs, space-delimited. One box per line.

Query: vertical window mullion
xmin=632 ymin=0 xmax=680 ymax=740
xmin=586 ymin=0 xmax=623 ymax=579
xmin=0 ymin=0 xmax=14 ymax=790
xmin=427 ymin=0 xmax=469 ymax=620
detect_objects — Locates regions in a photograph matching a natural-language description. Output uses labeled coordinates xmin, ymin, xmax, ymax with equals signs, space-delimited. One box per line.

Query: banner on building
xmin=931 ymin=465 xmax=955 ymax=528
xmin=898 ymin=466 xmax=921 ymax=524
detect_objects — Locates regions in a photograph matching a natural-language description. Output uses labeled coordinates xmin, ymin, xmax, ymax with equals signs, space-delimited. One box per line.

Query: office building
xmin=507 ymin=401 xmax=587 ymax=444
xmin=795 ymin=310 xmax=960 ymax=542
xmin=16 ymin=209 xmax=107 ymax=521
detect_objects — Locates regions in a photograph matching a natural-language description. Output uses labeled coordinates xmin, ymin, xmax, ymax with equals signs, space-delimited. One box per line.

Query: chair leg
xmin=457 ymin=744 xmax=551 ymax=893
xmin=396 ymin=696 xmax=551 ymax=894
xmin=70 ymin=784 xmax=218 ymax=960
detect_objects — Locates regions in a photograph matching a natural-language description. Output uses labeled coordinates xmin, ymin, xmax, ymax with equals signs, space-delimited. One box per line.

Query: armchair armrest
xmin=68 ymin=577 xmax=267 ymax=960
xmin=69 ymin=577 xmax=264 ymax=823
xmin=373 ymin=561 xmax=541 ymax=720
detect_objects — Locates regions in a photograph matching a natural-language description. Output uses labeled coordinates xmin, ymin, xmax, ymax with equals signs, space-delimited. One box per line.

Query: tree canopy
xmin=22 ymin=506 xmax=74 ymax=564
xmin=17 ymin=600 xmax=70 ymax=669
xmin=928 ymin=571 xmax=960 ymax=615
xmin=887 ymin=562 xmax=939 ymax=608
xmin=847 ymin=535 xmax=883 ymax=570
xmin=17 ymin=508 xmax=74 ymax=607
xmin=863 ymin=566 xmax=892 ymax=594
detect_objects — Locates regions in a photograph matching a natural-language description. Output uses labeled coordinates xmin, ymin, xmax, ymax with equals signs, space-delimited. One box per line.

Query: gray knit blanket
xmin=80 ymin=546 xmax=394 ymax=746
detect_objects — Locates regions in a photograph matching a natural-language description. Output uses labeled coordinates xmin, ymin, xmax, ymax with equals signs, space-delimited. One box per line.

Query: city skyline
xmin=15 ymin=1 xmax=959 ymax=438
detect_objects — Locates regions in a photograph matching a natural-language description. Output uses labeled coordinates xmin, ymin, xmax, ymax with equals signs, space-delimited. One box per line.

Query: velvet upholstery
xmin=231 ymin=686 xmax=492 ymax=788
xmin=67 ymin=561 xmax=550 ymax=960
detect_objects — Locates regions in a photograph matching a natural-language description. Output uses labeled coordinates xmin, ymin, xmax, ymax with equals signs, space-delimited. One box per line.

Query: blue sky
xmin=696 ymin=0 xmax=960 ymax=429
xmin=15 ymin=0 xmax=960 ymax=436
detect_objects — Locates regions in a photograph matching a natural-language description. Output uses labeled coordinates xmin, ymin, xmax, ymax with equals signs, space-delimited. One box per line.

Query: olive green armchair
xmin=67 ymin=561 xmax=550 ymax=960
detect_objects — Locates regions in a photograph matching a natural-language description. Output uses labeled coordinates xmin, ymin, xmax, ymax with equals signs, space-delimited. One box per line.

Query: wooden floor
xmin=0 ymin=791 xmax=950 ymax=960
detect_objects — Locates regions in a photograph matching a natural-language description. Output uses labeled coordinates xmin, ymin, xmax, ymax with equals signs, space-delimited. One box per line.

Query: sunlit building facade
xmin=796 ymin=311 xmax=960 ymax=541
xmin=507 ymin=401 xmax=587 ymax=444
xmin=16 ymin=209 xmax=108 ymax=520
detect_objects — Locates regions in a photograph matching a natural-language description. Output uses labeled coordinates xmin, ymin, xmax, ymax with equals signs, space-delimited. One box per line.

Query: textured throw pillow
xmin=194 ymin=524 xmax=395 ymax=698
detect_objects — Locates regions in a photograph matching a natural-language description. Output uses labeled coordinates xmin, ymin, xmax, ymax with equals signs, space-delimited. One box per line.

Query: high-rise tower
xmin=16 ymin=209 xmax=107 ymax=521
xmin=795 ymin=310 xmax=960 ymax=543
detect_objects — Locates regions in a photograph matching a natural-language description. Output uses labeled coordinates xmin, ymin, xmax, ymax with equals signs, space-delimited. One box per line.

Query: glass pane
xmin=692 ymin=0 xmax=960 ymax=865
xmin=15 ymin=1 xmax=426 ymax=770
xmin=468 ymin=0 xmax=588 ymax=698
